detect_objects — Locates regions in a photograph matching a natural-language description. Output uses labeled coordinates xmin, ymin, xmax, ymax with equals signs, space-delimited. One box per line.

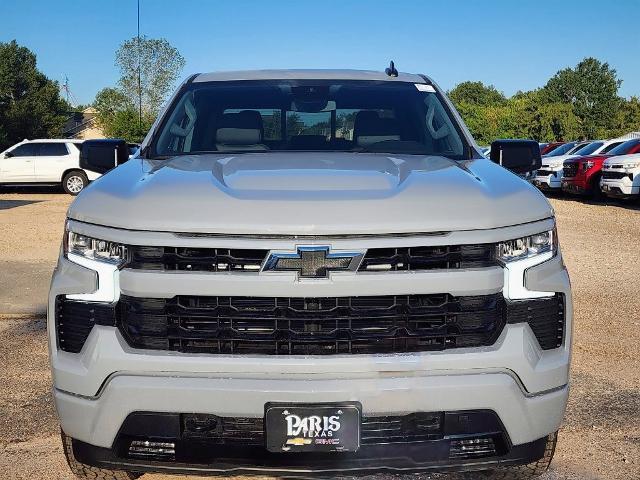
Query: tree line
xmin=1 ymin=37 xmax=639 ymax=150
xmin=448 ymin=58 xmax=640 ymax=145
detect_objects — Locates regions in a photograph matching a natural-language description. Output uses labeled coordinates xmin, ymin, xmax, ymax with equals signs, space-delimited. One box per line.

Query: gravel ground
xmin=0 ymin=190 xmax=638 ymax=480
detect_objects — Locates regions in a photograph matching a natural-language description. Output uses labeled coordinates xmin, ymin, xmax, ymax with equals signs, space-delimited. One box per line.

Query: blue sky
xmin=2 ymin=0 xmax=639 ymax=106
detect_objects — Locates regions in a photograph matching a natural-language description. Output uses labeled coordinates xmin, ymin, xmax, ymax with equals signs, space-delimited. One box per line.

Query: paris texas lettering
xmin=285 ymin=414 xmax=341 ymax=438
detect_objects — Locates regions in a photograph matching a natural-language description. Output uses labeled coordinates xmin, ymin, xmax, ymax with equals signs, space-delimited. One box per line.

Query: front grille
xmin=507 ymin=294 xmax=565 ymax=350
xmin=127 ymin=246 xmax=267 ymax=272
xmin=563 ymin=163 xmax=578 ymax=178
xmin=181 ymin=412 xmax=444 ymax=446
xmin=359 ymin=244 xmax=496 ymax=271
xmin=55 ymin=297 xmax=116 ymax=353
xmin=602 ymin=171 xmax=630 ymax=180
xmin=118 ymin=293 xmax=506 ymax=355
xmin=126 ymin=244 xmax=497 ymax=273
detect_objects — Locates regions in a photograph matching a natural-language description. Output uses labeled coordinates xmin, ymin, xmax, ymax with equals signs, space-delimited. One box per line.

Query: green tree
xmin=115 ymin=36 xmax=186 ymax=116
xmin=542 ymin=57 xmax=622 ymax=138
xmin=0 ymin=40 xmax=69 ymax=150
xmin=93 ymin=87 xmax=153 ymax=142
xmin=448 ymin=81 xmax=506 ymax=107
xmin=609 ymin=96 xmax=640 ymax=137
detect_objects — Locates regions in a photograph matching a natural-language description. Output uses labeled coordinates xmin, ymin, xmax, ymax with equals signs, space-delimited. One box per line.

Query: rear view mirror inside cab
xmin=290 ymin=99 xmax=335 ymax=113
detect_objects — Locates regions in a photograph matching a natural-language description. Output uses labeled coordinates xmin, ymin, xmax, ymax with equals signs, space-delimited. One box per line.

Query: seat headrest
xmin=216 ymin=110 xmax=263 ymax=145
xmin=353 ymin=111 xmax=400 ymax=147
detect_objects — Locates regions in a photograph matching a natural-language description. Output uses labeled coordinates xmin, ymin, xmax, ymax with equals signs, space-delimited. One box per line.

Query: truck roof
xmin=193 ymin=69 xmax=428 ymax=84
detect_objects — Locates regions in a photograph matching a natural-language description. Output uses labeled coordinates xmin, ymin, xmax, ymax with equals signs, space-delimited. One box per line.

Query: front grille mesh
xmin=126 ymin=244 xmax=497 ymax=273
xmin=360 ymin=245 xmax=495 ymax=271
xmin=563 ymin=163 xmax=578 ymax=178
xmin=128 ymin=246 xmax=266 ymax=272
xmin=55 ymin=298 xmax=116 ymax=353
xmin=507 ymin=294 xmax=565 ymax=350
xmin=118 ymin=294 xmax=506 ymax=355
xmin=56 ymin=294 xmax=566 ymax=355
xmin=602 ymin=171 xmax=630 ymax=180
xmin=181 ymin=412 xmax=444 ymax=446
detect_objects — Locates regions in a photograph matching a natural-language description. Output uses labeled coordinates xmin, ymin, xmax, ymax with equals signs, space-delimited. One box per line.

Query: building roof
xmin=194 ymin=69 xmax=428 ymax=84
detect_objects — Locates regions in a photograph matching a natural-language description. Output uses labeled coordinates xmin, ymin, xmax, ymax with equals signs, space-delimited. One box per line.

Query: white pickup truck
xmin=50 ymin=69 xmax=571 ymax=480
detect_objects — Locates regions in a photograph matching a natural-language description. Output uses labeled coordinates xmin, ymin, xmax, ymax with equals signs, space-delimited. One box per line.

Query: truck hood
xmin=541 ymin=154 xmax=577 ymax=167
xmin=604 ymin=152 xmax=640 ymax=166
xmin=68 ymin=152 xmax=553 ymax=235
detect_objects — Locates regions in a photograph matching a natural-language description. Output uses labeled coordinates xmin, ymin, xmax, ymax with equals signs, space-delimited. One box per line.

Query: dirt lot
xmin=0 ymin=189 xmax=638 ymax=480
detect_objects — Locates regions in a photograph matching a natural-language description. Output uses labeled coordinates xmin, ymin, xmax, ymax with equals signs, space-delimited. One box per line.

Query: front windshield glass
xmin=573 ymin=142 xmax=603 ymax=156
xmin=545 ymin=142 xmax=576 ymax=156
xmin=151 ymin=80 xmax=467 ymax=158
xmin=607 ymin=139 xmax=640 ymax=156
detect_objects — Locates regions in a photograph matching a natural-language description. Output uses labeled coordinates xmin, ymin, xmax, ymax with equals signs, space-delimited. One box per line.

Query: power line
xmin=137 ymin=0 xmax=142 ymax=126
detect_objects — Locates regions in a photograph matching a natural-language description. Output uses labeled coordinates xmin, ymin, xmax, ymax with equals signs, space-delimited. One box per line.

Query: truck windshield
xmin=573 ymin=142 xmax=603 ymax=156
xmin=150 ymin=81 xmax=468 ymax=159
xmin=545 ymin=142 xmax=576 ymax=157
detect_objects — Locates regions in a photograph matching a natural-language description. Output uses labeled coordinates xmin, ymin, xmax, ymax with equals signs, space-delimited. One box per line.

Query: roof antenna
xmin=385 ymin=60 xmax=398 ymax=77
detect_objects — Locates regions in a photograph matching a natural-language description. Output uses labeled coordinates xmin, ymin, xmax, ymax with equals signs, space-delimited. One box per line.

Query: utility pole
xmin=137 ymin=0 xmax=142 ymax=126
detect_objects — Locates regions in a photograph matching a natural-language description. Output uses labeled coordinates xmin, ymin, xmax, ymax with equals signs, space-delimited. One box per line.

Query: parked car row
xmin=533 ymin=138 xmax=640 ymax=201
xmin=0 ymin=138 xmax=138 ymax=195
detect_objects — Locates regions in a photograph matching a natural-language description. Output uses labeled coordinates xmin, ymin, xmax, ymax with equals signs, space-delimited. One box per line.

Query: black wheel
xmin=61 ymin=430 xmax=140 ymax=479
xmin=62 ymin=171 xmax=88 ymax=195
xmin=470 ymin=431 xmax=558 ymax=479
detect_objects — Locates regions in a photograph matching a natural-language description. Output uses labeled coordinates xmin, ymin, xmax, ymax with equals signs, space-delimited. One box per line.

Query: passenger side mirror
xmin=489 ymin=139 xmax=541 ymax=174
xmin=80 ymin=139 xmax=130 ymax=174
xmin=3 ymin=152 xmax=13 ymax=158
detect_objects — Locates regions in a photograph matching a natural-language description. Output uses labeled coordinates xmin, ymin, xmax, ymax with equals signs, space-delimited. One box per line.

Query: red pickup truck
xmin=561 ymin=139 xmax=640 ymax=197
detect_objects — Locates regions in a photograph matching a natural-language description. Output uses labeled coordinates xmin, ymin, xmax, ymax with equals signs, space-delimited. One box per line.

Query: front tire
xmin=61 ymin=431 xmax=139 ymax=480
xmin=63 ymin=171 xmax=88 ymax=195
xmin=474 ymin=431 xmax=558 ymax=479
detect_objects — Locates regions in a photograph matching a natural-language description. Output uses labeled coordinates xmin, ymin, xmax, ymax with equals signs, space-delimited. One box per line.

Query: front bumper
xmin=67 ymin=422 xmax=552 ymax=477
xmin=49 ymin=219 xmax=571 ymax=474
xmin=600 ymin=176 xmax=640 ymax=197
xmin=533 ymin=169 xmax=563 ymax=190
xmin=561 ymin=180 xmax=588 ymax=195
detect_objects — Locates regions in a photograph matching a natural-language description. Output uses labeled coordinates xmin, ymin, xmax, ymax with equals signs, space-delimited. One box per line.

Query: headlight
xmin=549 ymin=161 xmax=563 ymax=168
xmin=497 ymin=229 xmax=557 ymax=263
xmin=64 ymin=229 xmax=128 ymax=266
xmin=624 ymin=161 xmax=640 ymax=171
xmin=582 ymin=161 xmax=594 ymax=171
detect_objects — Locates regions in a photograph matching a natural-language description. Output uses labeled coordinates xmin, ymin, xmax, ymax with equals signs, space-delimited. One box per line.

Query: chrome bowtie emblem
xmin=262 ymin=246 xmax=365 ymax=279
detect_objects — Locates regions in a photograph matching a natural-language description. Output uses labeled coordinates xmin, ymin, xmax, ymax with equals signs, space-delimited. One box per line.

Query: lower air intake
xmin=128 ymin=440 xmax=176 ymax=461
xmin=449 ymin=437 xmax=497 ymax=459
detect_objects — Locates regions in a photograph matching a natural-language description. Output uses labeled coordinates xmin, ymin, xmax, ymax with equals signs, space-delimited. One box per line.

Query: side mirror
xmin=489 ymin=139 xmax=541 ymax=174
xmin=4 ymin=151 xmax=13 ymax=158
xmin=80 ymin=139 xmax=130 ymax=174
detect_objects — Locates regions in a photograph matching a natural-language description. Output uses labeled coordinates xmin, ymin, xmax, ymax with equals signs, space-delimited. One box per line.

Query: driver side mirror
xmin=489 ymin=139 xmax=541 ymax=174
xmin=3 ymin=152 xmax=13 ymax=158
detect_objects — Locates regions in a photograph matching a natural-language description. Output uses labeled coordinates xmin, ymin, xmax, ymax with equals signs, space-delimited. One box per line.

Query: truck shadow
xmin=0 ymin=199 xmax=43 ymax=210
xmin=0 ymin=185 xmax=64 ymax=195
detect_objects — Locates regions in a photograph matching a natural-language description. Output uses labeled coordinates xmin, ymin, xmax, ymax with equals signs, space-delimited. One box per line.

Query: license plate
xmin=265 ymin=402 xmax=361 ymax=453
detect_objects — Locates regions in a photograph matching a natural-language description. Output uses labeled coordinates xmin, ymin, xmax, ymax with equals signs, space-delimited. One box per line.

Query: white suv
xmin=0 ymin=139 xmax=102 ymax=195
xmin=601 ymin=152 xmax=640 ymax=199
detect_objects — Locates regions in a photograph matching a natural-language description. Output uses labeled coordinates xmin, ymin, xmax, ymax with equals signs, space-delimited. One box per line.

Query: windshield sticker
xmin=415 ymin=84 xmax=436 ymax=92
